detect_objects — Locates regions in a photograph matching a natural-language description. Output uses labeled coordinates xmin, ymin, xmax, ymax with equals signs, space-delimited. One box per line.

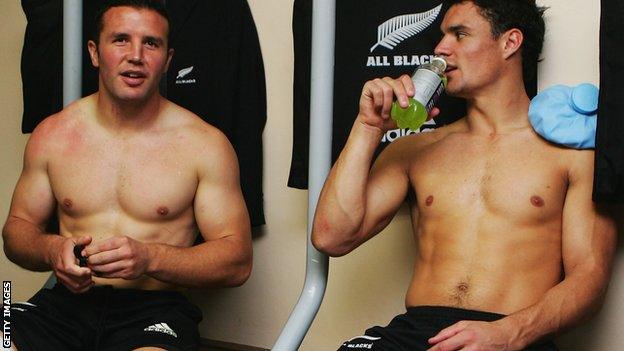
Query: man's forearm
xmin=144 ymin=236 xmax=252 ymax=288
xmin=500 ymin=266 xmax=610 ymax=349
xmin=2 ymin=215 xmax=60 ymax=271
xmin=313 ymin=120 xmax=383 ymax=251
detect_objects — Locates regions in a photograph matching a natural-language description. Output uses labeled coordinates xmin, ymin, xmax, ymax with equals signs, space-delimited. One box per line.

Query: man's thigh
xmin=101 ymin=289 xmax=202 ymax=351
xmin=10 ymin=286 xmax=90 ymax=351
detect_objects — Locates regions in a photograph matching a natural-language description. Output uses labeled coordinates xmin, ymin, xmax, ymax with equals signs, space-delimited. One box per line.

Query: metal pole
xmin=42 ymin=0 xmax=83 ymax=290
xmin=63 ymin=0 xmax=82 ymax=106
xmin=272 ymin=0 xmax=335 ymax=349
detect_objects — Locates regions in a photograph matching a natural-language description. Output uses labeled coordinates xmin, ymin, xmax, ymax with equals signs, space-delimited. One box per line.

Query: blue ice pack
xmin=528 ymin=83 xmax=598 ymax=149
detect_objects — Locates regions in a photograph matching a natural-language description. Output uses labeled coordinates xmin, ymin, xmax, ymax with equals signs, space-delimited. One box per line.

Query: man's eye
xmin=114 ymin=38 xmax=128 ymax=43
xmin=456 ymin=32 xmax=467 ymax=39
xmin=146 ymin=40 xmax=158 ymax=48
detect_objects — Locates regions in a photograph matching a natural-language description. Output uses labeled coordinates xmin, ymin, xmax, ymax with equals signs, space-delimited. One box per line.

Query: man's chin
xmin=114 ymin=90 xmax=152 ymax=103
xmin=444 ymin=85 xmax=469 ymax=99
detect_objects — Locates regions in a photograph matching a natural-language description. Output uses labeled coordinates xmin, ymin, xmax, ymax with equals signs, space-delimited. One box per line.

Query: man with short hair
xmin=3 ymin=1 xmax=252 ymax=350
xmin=312 ymin=1 xmax=616 ymax=350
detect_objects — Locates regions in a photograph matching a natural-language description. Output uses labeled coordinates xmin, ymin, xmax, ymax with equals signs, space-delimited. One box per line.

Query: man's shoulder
xmin=162 ymin=101 xmax=234 ymax=157
xmin=28 ymin=97 xmax=92 ymax=151
xmin=528 ymin=128 xmax=595 ymax=175
xmin=559 ymin=147 xmax=595 ymax=180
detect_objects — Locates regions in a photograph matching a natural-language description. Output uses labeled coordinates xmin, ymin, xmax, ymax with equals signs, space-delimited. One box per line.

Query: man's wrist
xmin=43 ymin=235 xmax=65 ymax=268
xmin=495 ymin=316 xmax=528 ymax=350
xmin=144 ymin=242 xmax=162 ymax=276
xmin=353 ymin=115 xmax=386 ymax=140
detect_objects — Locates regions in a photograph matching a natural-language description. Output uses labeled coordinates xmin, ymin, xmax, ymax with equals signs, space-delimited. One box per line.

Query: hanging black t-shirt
xmin=20 ymin=0 xmax=267 ymax=226
xmin=593 ymin=0 xmax=624 ymax=203
xmin=165 ymin=0 xmax=266 ymax=226
xmin=289 ymin=0 xmax=538 ymax=189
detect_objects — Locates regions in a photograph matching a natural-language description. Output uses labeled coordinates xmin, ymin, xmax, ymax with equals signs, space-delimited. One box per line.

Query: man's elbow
xmin=311 ymin=227 xmax=353 ymax=257
xmin=224 ymin=252 xmax=252 ymax=287
xmin=2 ymin=223 xmax=17 ymax=264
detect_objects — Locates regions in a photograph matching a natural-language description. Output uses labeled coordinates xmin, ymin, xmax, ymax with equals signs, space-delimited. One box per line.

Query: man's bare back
xmin=395 ymin=119 xmax=587 ymax=314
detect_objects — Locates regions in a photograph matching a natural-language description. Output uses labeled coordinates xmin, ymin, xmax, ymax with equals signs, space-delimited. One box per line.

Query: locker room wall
xmin=1 ymin=0 xmax=622 ymax=350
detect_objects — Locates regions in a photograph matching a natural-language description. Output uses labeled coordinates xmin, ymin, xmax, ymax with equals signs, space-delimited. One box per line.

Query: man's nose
xmin=127 ymin=42 xmax=144 ymax=65
xmin=434 ymin=37 xmax=451 ymax=58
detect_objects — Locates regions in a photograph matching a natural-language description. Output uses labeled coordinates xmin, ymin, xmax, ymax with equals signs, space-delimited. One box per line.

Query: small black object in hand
xmin=73 ymin=244 xmax=88 ymax=267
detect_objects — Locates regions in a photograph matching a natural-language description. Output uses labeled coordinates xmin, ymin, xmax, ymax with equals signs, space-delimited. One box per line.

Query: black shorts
xmin=10 ymin=283 xmax=202 ymax=351
xmin=338 ymin=306 xmax=558 ymax=351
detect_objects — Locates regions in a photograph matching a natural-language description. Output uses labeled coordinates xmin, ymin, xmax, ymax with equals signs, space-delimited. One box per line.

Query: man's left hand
xmin=83 ymin=236 xmax=151 ymax=280
xmin=427 ymin=320 xmax=516 ymax=351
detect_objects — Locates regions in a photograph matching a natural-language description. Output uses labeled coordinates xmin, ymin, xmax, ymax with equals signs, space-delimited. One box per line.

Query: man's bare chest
xmin=409 ymin=135 xmax=568 ymax=223
xmin=47 ymin=137 xmax=198 ymax=220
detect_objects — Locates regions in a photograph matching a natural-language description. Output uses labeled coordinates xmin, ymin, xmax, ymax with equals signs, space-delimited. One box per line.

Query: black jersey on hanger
xmin=593 ymin=0 xmax=624 ymax=202
xmin=289 ymin=0 xmax=538 ymax=189
xmin=20 ymin=0 xmax=267 ymax=226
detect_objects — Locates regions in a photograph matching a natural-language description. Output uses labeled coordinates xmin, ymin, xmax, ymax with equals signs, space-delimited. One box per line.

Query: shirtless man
xmin=312 ymin=1 xmax=616 ymax=350
xmin=2 ymin=1 xmax=252 ymax=350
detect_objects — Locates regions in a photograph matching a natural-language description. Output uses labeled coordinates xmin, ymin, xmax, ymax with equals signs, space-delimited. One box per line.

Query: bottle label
xmin=411 ymin=69 xmax=444 ymax=113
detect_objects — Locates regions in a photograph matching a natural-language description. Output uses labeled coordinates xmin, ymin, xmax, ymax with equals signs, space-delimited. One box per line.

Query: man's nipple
xmin=530 ymin=195 xmax=545 ymax=207
xmin=425 ymin=195 xmax=434 ymax=206
xmin=156 ymin=206 xmax=169 ymax=216
xmin=62 ymin=198 xmax=73 ymax=209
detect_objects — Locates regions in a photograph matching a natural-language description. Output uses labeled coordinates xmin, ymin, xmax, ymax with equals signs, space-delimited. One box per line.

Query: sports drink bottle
xmin=391 ymin=56 xmax=447 ymax=131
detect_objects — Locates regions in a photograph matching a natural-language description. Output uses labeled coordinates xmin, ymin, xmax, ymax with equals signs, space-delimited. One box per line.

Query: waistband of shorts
xmin=406 ymin=305 xmax=506 ymax=322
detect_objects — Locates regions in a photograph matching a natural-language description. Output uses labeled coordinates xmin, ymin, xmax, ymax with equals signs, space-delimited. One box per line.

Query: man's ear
xmin=501 ymin=28 xmax=523 ymax=59
xmin=87 ymin=40 xmax=100 ymax=68
xmin=165 ymin=48 xmax=174 ymax=72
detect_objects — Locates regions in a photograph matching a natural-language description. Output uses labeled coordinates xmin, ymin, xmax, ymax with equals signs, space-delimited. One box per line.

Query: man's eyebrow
xmin=443 ymin=24 xmax=470 ymax=33
xmin=111 ymin=32 xmax=130 ymax=38
xmin=144 ymin=35 xmax=164 ymax=45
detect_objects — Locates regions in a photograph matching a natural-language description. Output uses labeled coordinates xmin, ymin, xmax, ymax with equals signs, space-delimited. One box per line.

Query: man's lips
xmin=120 ymin=70 xmax=147 ymax=86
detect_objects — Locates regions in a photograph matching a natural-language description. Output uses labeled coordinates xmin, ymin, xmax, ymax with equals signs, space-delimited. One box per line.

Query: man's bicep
xmin=7 ymin=143 xmax=56 ymax=229
xmin=360 ymin=148 xmax=411 ymax=237
xmin=193 ymin=141 xmax=251 ymax=243
xmin=561 ymin=151 xmax=616 ymax=273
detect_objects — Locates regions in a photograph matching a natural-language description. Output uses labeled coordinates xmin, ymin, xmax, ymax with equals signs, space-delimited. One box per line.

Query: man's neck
xmin=464 ymin=74 xmax=531 ymax=136
xmin=94 ymin=91 xmax=164 ymax=133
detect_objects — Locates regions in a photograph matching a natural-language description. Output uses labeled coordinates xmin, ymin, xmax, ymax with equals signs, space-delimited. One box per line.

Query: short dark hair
xmin=442 ymin=0 xmax=546 ymax=83
xmin=93 ymin=0 xmax=170 ymax=46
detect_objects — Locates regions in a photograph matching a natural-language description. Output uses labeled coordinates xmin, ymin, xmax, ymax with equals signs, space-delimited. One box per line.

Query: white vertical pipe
xmin=273 ymin=0 xmax=334 ymax=349
xmin=63 ymin=0 xmax=82 ymax=106
xmin=42 ymin=0 xmax=82 ymax=290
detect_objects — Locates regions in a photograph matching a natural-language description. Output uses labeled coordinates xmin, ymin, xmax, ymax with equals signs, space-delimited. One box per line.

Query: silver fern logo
xmin=370 ymin=5 xmax=442 ymax=52
xmin=176 ymin=66 xmax=194 ymax=79
xmin=175 ymin=66 xmax=197 ymax=84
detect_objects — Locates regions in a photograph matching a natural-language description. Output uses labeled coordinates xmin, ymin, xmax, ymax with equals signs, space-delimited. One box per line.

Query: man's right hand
xmin=49 ymin=235 xmax=93 ymax=293
xmin=357 ymin=75 xmax=440 ymax=132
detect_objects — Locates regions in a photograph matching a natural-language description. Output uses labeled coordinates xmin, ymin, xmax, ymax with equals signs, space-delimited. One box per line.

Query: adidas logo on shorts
xmin=144 ymin=322 xmax=178 ymax=338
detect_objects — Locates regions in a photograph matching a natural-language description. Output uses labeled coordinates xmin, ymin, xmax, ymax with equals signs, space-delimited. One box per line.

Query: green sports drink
xmin=391 ymin=56 xmax=447 ymax=131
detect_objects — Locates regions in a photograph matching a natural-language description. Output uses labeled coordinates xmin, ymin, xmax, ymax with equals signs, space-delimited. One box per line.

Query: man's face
xmin=88 ymin=6 xmax=173 ymax=104
xmin=434 ymin=2 xmax=505 ymax=97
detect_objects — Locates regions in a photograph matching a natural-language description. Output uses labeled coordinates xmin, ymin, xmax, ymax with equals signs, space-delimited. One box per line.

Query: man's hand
xmin=357 ymin=75 xmax=440 ymax=132
xmin=49 ymin=235 xmax=93 ymax=294
xmin=83 ymin=236 xmax=151 ymax=280
xmin=427 ymin=320 xmax=517 ymax=351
